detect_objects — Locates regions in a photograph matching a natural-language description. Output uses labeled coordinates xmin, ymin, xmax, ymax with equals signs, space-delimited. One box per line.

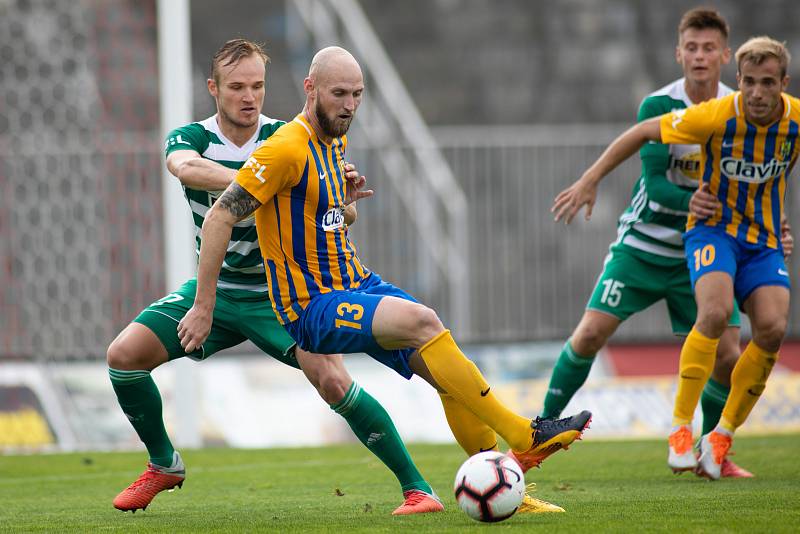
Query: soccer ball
xmin=453 ymin=451 xmax=525 ymax=522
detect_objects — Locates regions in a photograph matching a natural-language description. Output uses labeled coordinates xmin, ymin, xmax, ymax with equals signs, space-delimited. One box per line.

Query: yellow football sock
xmin=439 ymin=393 xmax=498 ymax=456
xmin=719 ymin=341 xmax=778 ymax=432
xmin=672 ymin=327 xmax=718 ymax=426
xmin=419 ymin=330 xmax=532 ymax=451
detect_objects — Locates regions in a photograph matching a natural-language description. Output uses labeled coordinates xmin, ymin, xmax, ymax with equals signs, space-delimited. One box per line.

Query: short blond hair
xmin=736 ymin=36 xmax=791 ymax=77
xmin=212 ymin=39 xmax=270 ymax=84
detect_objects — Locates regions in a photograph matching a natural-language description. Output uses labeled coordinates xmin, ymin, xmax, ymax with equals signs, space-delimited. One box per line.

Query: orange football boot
xmin=113 ymin=453 xmax=185 ymax=512
xmin=392 ymin=490 xmax=444 ymax=515
xmin=720 ymin=458 xmax=754 ymax=478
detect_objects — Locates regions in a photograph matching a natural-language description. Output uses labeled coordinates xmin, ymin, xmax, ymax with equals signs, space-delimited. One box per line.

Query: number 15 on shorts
xmin=600 ymin=279 xmax=625 ymax=308
xmin=335 ymin=302 xmax=364 ymax=330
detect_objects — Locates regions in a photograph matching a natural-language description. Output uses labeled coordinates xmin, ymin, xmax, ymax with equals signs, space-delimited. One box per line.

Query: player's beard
xmin=315 ymin=99 xmax=352 ymax=138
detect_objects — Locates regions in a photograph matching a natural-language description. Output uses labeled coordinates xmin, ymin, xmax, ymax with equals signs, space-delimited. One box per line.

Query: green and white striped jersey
xmin=164 ymin=114 xmax=285 ymax=291
xmin=612 ymin=78 xmax=733 ymax=266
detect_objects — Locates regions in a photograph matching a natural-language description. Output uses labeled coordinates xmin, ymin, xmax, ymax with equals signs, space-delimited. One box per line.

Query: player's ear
xmin=675 ymin=45 xmax=682 ymax=65
xmin=782 ymin=75 xmax=790 ymax=92
xmin=303 ymin=77 xmax=314 ymax=96
xmin=208 ymin=78 xmax=218 ymax=97
xmin=721 ymin=46 xmax=732 ymax=65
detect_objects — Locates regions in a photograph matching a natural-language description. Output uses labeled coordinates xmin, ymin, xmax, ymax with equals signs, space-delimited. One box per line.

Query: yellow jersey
xmin=235 ymin=114 xmax=370 ymax=324
xmin=660 ymin=92 xmax=800 ymax=249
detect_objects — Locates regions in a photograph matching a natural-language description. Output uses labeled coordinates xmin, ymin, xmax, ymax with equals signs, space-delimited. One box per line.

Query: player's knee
xmin=300 ymin=354 xmax=352 ymax=404
xmin=106 ymin=337 xmax=159 ymax=371
xmin=107 ymin=338 xmax=136 ymax=369
xmin=316 ymin=370 xmax=351 ymax=405
xmin=410 ymin=304 xmax=445 ymax=344
xmin=572 ymin=323 xmax=610 ymax=355
xmin=751 ymin=317 xmax=787 ymax=353
xmin=696 ymin=306 xmax=730 ymax=337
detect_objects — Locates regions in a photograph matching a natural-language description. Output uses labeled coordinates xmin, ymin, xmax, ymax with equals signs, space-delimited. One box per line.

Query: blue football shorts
xmin=284 ymin=273 xmax=417 ymax=379
xmin=684 ymin=225 xmax=791 ymax=307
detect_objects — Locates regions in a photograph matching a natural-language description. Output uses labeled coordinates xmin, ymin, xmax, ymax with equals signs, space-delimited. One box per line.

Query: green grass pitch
xmin=2 ymin=434 xmax=798 ymax=532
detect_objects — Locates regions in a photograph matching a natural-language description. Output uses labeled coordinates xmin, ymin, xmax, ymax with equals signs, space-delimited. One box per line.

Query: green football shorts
xmin=586 ymin=245 xmax=741 ymax=335
xmin=134 ymin=279 xmax=299 ymax=367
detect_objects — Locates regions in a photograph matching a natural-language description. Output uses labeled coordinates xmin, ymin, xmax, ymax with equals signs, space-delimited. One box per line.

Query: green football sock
xmin=332 ymin=382 xmax=432 ymax=495
xmin=542 ymin=340 xmax=595 ymax=419
xmin=700 ymin=377 xmax=730 ymax=435
xmin=109 ymin=368 xmax=175 ymax=467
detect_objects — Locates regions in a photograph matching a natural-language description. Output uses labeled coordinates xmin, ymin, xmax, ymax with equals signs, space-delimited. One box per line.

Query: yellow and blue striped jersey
xmin=660 ymin=92 xmax=800 ymax=249
xmin=235 ymin=114 xmax=370 ymax=324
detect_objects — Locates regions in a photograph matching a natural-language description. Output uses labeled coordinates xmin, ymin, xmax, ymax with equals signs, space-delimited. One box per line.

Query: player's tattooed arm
xmin=216 ymin=183 xmax=262 ymax=221
xmin=179 ymin=182 xmax=260 ymax=353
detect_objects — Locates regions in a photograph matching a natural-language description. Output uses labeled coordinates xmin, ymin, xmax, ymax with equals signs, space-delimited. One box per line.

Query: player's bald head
xmin=308 ymin=46 xmax=362 ymax=86
xmin=303 ymin=47 xmax=364 ymax=140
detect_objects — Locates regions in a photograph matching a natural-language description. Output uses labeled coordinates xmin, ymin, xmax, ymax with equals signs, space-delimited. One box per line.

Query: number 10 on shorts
xmin=693 ymin=244 xmax=715 ymax=271
xmin=335 ymin=302 xmax=364 ymax=330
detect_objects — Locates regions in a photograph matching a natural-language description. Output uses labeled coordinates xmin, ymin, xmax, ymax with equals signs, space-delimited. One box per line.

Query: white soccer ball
xmin=453 ymin=451 xmax=525 ymax=522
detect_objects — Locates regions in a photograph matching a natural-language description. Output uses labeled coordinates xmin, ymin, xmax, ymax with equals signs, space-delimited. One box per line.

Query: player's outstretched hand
xmin=343 ymin=162 xmax=374 ymax=205
xmin=552 ymin=176 xmax=598 ymax=224
xmin=781 ymin=217 xmax=793 ymax=258
xmin=689 ymin=183 xmax=719 ymax=220
xmin=177 ymin=305 xmax=213 ymax=353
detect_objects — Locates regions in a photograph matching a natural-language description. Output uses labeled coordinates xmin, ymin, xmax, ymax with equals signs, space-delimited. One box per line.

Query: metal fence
xmin=0 ymin=0 xmax=164 ymax=361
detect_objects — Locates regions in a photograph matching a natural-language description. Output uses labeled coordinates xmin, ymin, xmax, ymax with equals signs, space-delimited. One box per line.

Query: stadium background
xmin=1 ymin=0 xmax=798 ymax=451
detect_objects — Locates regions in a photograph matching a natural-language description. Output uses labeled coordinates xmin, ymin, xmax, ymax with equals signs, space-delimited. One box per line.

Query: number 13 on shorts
xmin=335 ymin=302 xmax=364 ymax=330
